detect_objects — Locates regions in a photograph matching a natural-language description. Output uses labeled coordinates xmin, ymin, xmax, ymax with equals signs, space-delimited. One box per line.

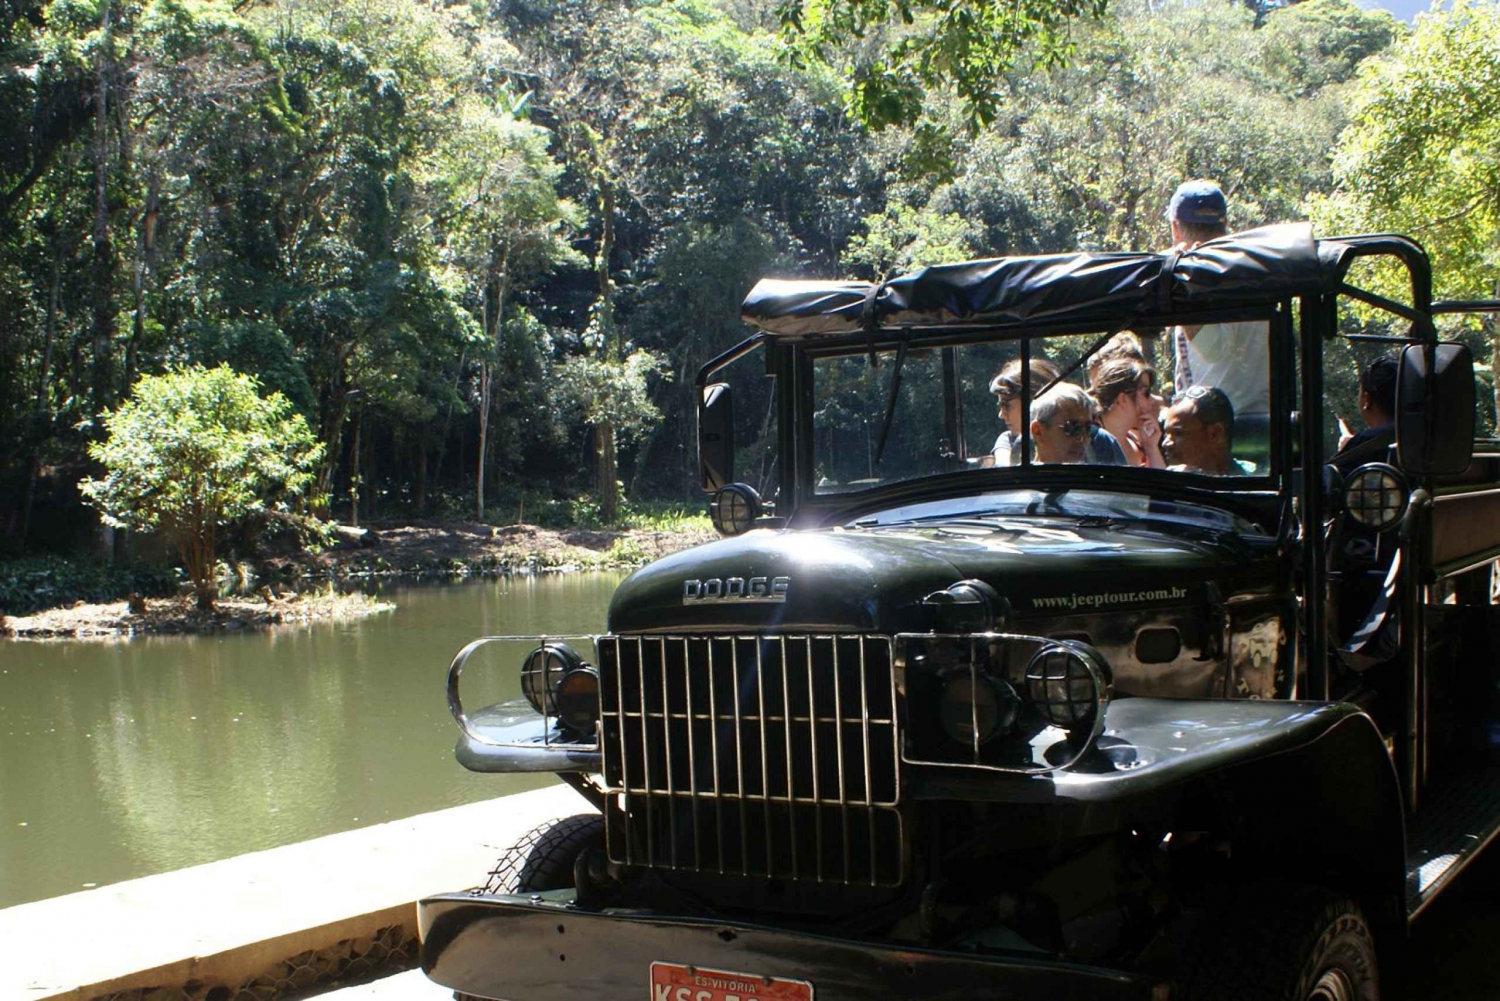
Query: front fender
xmin=917 ymin=698 xmax=1405 ymax=909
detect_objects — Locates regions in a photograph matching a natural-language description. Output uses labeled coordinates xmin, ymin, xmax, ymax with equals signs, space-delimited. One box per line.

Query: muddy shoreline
xmin=3 ymin=591 xmax=395 ymax=640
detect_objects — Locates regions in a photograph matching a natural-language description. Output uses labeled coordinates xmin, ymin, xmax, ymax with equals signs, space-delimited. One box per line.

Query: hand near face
xmin=1139 ymin=416 xmax=1161 ymax=447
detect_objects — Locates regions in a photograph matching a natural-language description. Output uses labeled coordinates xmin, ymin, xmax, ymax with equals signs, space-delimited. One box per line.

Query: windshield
xmin=851 ymin=490 xmax=1269 ymax=536
xmin=811 ymin=321 xmax=1273 ymax=494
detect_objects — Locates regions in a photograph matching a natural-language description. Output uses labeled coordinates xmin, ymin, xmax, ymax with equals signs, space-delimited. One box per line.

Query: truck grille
xmin=598 ymin=634 xmax=902 ymax=886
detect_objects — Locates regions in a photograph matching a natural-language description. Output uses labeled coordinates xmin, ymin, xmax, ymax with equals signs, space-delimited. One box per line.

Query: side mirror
xmin=1397 ymin=341 xmax=1475 ymax=476
xmin=699 ymin=382 xmax=734 ymax=493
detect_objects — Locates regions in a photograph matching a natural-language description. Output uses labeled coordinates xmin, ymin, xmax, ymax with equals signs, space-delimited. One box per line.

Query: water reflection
xmin=0 ymin=572 xmax=626 ymax=907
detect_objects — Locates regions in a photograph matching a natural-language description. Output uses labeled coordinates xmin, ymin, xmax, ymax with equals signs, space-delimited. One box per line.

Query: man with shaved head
xmin=1162 ymin=385 xmax=1236 ymax=476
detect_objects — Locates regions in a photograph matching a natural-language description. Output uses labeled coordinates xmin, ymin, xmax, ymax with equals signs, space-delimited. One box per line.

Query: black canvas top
xmin=740 ymin=223 xmax=1355 ymax=337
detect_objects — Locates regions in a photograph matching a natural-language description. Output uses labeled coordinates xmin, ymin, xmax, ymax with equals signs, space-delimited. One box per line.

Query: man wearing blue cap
xmin=1165 ymin=180 xmax=1270 ymax=418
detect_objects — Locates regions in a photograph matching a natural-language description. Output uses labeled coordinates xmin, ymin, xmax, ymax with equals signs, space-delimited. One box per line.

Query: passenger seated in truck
xmin=1162 ymin=385 xmax=1236 ymax=475
xmin=990 ymin=357 xmax=1060 ymax=466
xmin=1090 ymin=355 xmax=1166 ymax=468
xmin=1333 ymin=355 xmax=1398 ymax=475
xmin=1030 ymin=384 xmax=1096 ymax=465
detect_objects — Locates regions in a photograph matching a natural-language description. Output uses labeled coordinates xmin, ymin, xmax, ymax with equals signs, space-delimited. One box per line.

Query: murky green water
xmin=0 ymin=573 xmax=626 ymax=909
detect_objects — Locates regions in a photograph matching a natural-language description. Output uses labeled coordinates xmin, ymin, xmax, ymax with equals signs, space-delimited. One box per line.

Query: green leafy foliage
xmin=776 ymin=0 xmax=1110 ymax=131
xmin=79 ymin=364 xmax=323 ymax=607
xmin=0 ymin=555 xmax=177 ymax=614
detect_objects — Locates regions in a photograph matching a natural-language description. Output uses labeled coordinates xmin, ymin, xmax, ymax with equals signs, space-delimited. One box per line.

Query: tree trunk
xmin=415 ymin=436 xmax=428 ymax=516
xmin=597 ymin=421 xmax=618 ymax=525
xmin=18 ymin=252 xmax=61 ymax=550
xmin=475 ymin=245 xmax=511 ymax=523
xmin=349 ymin=404 xmax=362 ymax=527
xmin=124 ymin=182 xmax=156 ymax=397
xmin=476 ymin=362 xmax=490 ymax=521
xmin=90 ymin=0 xmax=115 ymax=416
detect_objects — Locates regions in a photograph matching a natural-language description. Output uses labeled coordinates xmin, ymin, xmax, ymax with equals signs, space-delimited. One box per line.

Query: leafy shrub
xmin=79 ymin=365 xmax=325 ymax=610
xmin=0 ymin=557 xmax=179 ymax=615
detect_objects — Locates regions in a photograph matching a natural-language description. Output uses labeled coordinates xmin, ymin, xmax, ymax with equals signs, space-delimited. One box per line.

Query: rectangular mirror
xmin=699 ymin=382 xmax=734 ymax=492
xmin=1397 ymin=341 xmax=1475 ymax=476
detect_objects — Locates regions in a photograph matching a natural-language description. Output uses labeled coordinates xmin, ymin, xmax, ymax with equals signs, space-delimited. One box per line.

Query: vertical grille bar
xmin=612 ymin=638 xmax=632 ymax=866
xmin=832 ymin=636 xmax=850 ymax=884
xmin=807 ymin=637 xmax=823 ymax=882
xmin=661 ymin=637 xmax=678 ymax=868
xmin=780 ymin=635 xmax=799 ymax=880
xmin=859 ymin=638 xmax=876 ymax=887
xmin=637 ymin=636 xmax=653 ymax=867
xmin=707 ymin=639 xmax=723 ymax=875
xmin=731 ymin=639 xmax=749 ymax=878
xmin=757 ymin=638 xmax=775 ymax=877
xmin=683 ymin=636 xmax=701 ymax=870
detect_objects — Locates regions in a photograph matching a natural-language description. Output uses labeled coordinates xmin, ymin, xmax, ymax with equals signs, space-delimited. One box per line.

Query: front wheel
xmin=1179 ymin=885 xmax=1379 ymax=1001
xmin=478 ymin=812 xmax=604 ymax=895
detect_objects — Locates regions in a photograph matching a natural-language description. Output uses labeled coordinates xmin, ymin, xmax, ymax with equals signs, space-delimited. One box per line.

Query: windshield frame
xmin=795 ymin=303 xmax=1291 ymax=518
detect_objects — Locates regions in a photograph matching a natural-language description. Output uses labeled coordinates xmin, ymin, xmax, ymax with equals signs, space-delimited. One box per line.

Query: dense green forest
xmin=1 ymin=0 xmax=1493 ymax=560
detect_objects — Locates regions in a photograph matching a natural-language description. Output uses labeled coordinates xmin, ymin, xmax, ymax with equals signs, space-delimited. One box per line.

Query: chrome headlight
xmin=521 ymin=642 xmax=585 ymax=717
xmin=554 ymin=666 xmax=600 ymax=734
xmin=1025 ymin=641 xmax=1113 ymax=733
xmin=1344 ymin=462 xmax=1408 ymax=532
xmin=710 ymin=483 xmax=761 ymax=535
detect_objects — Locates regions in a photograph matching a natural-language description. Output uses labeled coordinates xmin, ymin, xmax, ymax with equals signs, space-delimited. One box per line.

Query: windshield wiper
xmin=873 ymin=337 xmax=909 ymax=465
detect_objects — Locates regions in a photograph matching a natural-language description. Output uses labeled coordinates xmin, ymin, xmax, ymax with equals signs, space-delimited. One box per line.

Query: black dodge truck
xmin=419 ymin=225 xmax=1500 ymax=1000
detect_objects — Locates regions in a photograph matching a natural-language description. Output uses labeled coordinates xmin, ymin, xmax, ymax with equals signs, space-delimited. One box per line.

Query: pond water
xmin=0 ymin=572 xmax=626 ymax=909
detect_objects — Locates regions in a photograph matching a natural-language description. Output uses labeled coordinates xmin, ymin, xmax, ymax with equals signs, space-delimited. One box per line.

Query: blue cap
xmin=1166 ymin=180 xmax=1227 ymax=226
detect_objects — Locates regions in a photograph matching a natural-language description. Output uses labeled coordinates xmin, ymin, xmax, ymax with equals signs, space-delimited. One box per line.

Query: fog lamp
xmin=521 ymin=642 xmax=585 ymax=717
xmin=1025 ymin=642 xmax=1111 ymax=731
xmin=1344 ymin=462 xmax=1408 ymax=532
xmin=710 ymin=483 xmax=762 ymax=536
xmin=939 ymin=673 xmax=1019 ymax=748
xmin=555 ymin=667 xmax=600 ymax=734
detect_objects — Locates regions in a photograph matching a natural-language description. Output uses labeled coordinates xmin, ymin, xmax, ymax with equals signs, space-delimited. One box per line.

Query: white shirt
xmin=1175 ymin=320 xmax=1270 ymax=416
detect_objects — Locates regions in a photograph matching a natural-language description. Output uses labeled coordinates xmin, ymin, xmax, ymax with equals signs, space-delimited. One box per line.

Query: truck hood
xmin=607 ymin=518 xmax=1268 ymax=633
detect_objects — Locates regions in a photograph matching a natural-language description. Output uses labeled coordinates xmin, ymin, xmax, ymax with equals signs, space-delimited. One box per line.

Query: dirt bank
xmin=285 ymin=520 xmax=718 ymax=579
xmin=2 ymin=591 xmax=394 ymax=640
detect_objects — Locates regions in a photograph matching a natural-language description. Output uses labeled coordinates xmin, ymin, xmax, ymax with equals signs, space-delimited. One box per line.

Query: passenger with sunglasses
xmin=1030 ymin=384 xmax=1096 ymax=465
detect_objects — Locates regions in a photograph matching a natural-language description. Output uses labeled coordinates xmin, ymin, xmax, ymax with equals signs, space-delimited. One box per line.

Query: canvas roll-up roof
xmin=741 ymin=223 xmax=1355 ymax=337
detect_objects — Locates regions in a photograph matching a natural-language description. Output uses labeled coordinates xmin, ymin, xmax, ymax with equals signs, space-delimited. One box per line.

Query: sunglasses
xmin=1057 ymin=419 xmax=1093 ymax=438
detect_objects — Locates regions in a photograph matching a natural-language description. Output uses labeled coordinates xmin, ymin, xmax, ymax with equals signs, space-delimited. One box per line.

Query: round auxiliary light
xmin=521 ymin=642 xmax=585 ymax=717
xmin=554 ymin=667 xmax=600 ymax=734
xmin=1344 ymin=462 xmax=1408 ymax=532
xmin=939 ymin=673 xmax=1020 ymax=748
xmin=1025 ymin=642 xmax=1111 ymax=731
xmin=710 ymin=483 xmax=762 ymax=536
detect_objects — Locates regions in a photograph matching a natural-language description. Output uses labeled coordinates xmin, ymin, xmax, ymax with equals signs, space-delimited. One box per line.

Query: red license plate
xmin=650 ymin=962 xmax=814 ymax=1001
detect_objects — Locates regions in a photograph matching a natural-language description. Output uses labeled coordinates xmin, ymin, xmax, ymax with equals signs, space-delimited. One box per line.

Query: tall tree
xmin=1310 ymin=0 xmax=1500 ymax=416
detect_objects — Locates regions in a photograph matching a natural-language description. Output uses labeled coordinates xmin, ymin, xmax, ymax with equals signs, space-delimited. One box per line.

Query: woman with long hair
xmin=1090 ymin=355 xmax=1165 ymax=468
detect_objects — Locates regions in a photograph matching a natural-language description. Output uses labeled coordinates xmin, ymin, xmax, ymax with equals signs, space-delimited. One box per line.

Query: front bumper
xmin=419 ymin=893 xmax=1159 ymax=1001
